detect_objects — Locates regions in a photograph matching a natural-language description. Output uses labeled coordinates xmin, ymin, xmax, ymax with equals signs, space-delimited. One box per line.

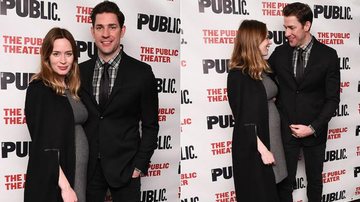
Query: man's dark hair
xmin=91 ymin=1 xmax=125 ymax=27
xmin=283 ymin=2 xmax=313 ymax=27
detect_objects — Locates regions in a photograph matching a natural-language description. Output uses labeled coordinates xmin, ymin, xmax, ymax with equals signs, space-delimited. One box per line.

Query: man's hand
xmin=290 ymin=124 xmax=314 ymax=138
xmin=132 ymin=169 xmax=141 ymax=178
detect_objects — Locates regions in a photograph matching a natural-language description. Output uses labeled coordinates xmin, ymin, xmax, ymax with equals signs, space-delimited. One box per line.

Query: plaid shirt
xmin=92 ymin=49 xmax=122 ymax=104
xmin=292 ymin=36 xmax=314 ymax=76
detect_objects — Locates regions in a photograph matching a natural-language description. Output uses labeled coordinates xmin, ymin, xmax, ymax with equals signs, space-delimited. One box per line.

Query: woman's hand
xmin=60 ymin=186 xmax=78 ymax=202
xmin=260 ymin=149 xmax=275 ymax=165
xmin=59 ymin=166 xmax=78 ymax=202
xmin=257 ymin=136 xmax=275 ymax=165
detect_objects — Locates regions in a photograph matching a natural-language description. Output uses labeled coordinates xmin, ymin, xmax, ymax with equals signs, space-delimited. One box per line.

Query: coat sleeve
xmin=24 ymin=82 xmax=60 ymax=202
xmin=227 ymin=70 xmax=258 ymax=153
xmin=134 ymin=65 xmax=159 ymax=174
xmin=311 ymin=48 xmax=340 ymax=135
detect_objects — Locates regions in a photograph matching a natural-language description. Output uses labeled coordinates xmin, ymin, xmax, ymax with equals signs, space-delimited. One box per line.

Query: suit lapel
xmin=286 ymin=47 xmax=295 ymax=75
xmin=103 ymin=52 xmax=129 ymax=108
xmin=81 ymin=59 xmax=98 ymax=106
xmin=303 ymin=39 xmax=319 ymax=77
xmin=283 ymin=45 xmax=297 ymax=82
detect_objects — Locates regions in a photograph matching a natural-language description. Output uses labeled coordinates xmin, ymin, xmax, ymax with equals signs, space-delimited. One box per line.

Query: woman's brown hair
xmin=32 ymin=27 xmax=80 ymax=100
xmin=229 ymin=20 xmax=271 ymax=80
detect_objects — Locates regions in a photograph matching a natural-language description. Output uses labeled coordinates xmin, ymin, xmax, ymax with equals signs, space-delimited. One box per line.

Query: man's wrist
xmin=308 ymin=125 xmax=316 ymax=137
xmin=135 ymin=167 xmax=144 ymax=176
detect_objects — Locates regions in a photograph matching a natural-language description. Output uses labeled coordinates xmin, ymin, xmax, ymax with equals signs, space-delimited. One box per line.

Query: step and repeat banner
xmin=0 ymin=0 xmax=180 ymax=201
xmin=180 ymin=0 xmax=360 ymax=202
xmin=1 ymin=0 xmax=360 ymax=202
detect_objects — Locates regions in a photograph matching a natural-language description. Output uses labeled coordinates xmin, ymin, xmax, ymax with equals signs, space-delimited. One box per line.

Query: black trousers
xmin=277 ymin=140 xmax=326 ymax=202
xmin=86 ymin=160 xmax=141 ymax=202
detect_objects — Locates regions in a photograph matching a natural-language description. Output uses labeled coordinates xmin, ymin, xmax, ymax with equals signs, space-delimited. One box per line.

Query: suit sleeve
xmin=311 ymin=49 xmax=340 ymax=134
xmin=134 ymin=65 xmax=159 ymax=174
xmin=267 ymin=47 xmax=278 ymax=75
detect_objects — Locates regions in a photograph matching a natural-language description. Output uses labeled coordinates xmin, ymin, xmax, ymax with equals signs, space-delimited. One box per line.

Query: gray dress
xmin=65 ymin=90 xmax=89 ymax=202
xmin=262 ymin=74 xmax=287 ymax=183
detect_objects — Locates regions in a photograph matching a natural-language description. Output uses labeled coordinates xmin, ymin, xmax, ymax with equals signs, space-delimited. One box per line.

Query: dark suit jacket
xmin=268 ymin=37 xmax=340 ymax=146
xmin=79 ymin=52 xmax=159 ymax=187
xmin=24 ymin=80 xmax=75 ymax=202
xmin=227 ymin=69 xmax=279 ymax=202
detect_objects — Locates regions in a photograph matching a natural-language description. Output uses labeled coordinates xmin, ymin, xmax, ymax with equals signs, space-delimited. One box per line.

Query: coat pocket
xmin=243 ymin=123 xmax=258 ymax=152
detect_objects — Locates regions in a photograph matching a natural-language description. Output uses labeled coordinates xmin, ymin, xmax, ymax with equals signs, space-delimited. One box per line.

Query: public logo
xmin=157 ymin=135 xmax=172 ymax=150
xmin=211 ymin=166 xmax=233 ymax=181
xmin=324 ymin=148 xmax=347 ymax=162
xmin=156 ymin=78 xmax=176 ymax=94
xmin=207 ymin=115 xmax=234 ymax=129
xmin=214 ymin=191 xmax=236 ymax=201
xmin=354 ymin=166 xmax=360 ymax=178
xmin=75 ymin=5 xmax=92 ymax=23
xmin=158 ymin=108 xmax=175 ymax=123
xmin=314 ymin=5 xmax=352 ymax=20
xmin=261 ymin=2 xmax=287 ymax=16
xmin=340 ymin=81 xmax=350 ymax=93
xmin=322 ymin=169 xmax=345 ymax=184
xmin=76 ymin=40 xmax=96 ymax=59
xmin=140 ymin=46 xmax=178 ymax=63
xmin=327 ymin=127 xmax=346 ymax=140
xmin=2 ymin=35 xmax=42 ymax=54
xmin=181 ymin=117 xmax=192 ymax=133
xmin=206 ymin=88 xmax=228 ymax=102
xmin=268 ymin=30 xmax=287 ymax=45
xmin=181 ymin=172 xmax=197 ymax=186
xmin=317 ymin=32 xmax=350 ymax=45
xmin=202 ymin=29 xmax=236 ymax=44
xmin=4 ymin=173 xmax=26 ymax=190
xmin=141 ymin=189 xmax=167 ymax=202
xmin=181 ymin=197 xmax=200 ymax=202
xmin=144 ymin=163 xmax=169 ymax=177
xmin=181 ymin=145 xmax=197 ymax=160
xmin=137 ymin=13 xmax=180 ymax=34
xmin=211 ymin=140 xmax=232 ymax=156
xmin=333 ymin=104 xmax=349 ymax=117
xmin=1 ymin=72 xmax=34 ymax=90
xmin=181 ymin=89 xmax=192 ymax=104
xmin=1 ymin=141 xmax=31 ymax=158
xmin=198 ymin=0 xmax=249 ymax=15
xmin=0 ymin=0 xmax=60 ymax=20
xmin=339 ymin=57 xmax=350 ymax=70
xmin=203 ymin=59 xmax=229 ymax=74
xmin=293 ymin=177 xmax=306 ymax=190
xmin=3 ymin=108 xmax=26 ymax=125
xmin=322 ymin=190 xmax=346 ymax=202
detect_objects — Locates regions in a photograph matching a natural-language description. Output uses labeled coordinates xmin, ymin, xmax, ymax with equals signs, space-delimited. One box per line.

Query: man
xmin=268 ymin=2 xmax=340 ymax=202
xmin=79 ymin=1 xmax=159 ymax=201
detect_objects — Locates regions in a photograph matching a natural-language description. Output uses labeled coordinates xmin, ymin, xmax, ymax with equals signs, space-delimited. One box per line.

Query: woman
xmin=227 ymin=20 xmax=287 ymax=201
xmin=24 ymin=27 xmax=88 ymax=202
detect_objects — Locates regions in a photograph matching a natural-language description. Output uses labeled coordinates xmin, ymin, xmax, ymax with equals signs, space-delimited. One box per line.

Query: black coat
xmin=79 ymin=52 xmax=159 ymax=187
xmin=24 ymin=80 xmax=75 ymax=202
xmin=227 ymin=69 xmax=279 ymax=202
xmin=268 ymin=38 xmax=340 ymax=146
